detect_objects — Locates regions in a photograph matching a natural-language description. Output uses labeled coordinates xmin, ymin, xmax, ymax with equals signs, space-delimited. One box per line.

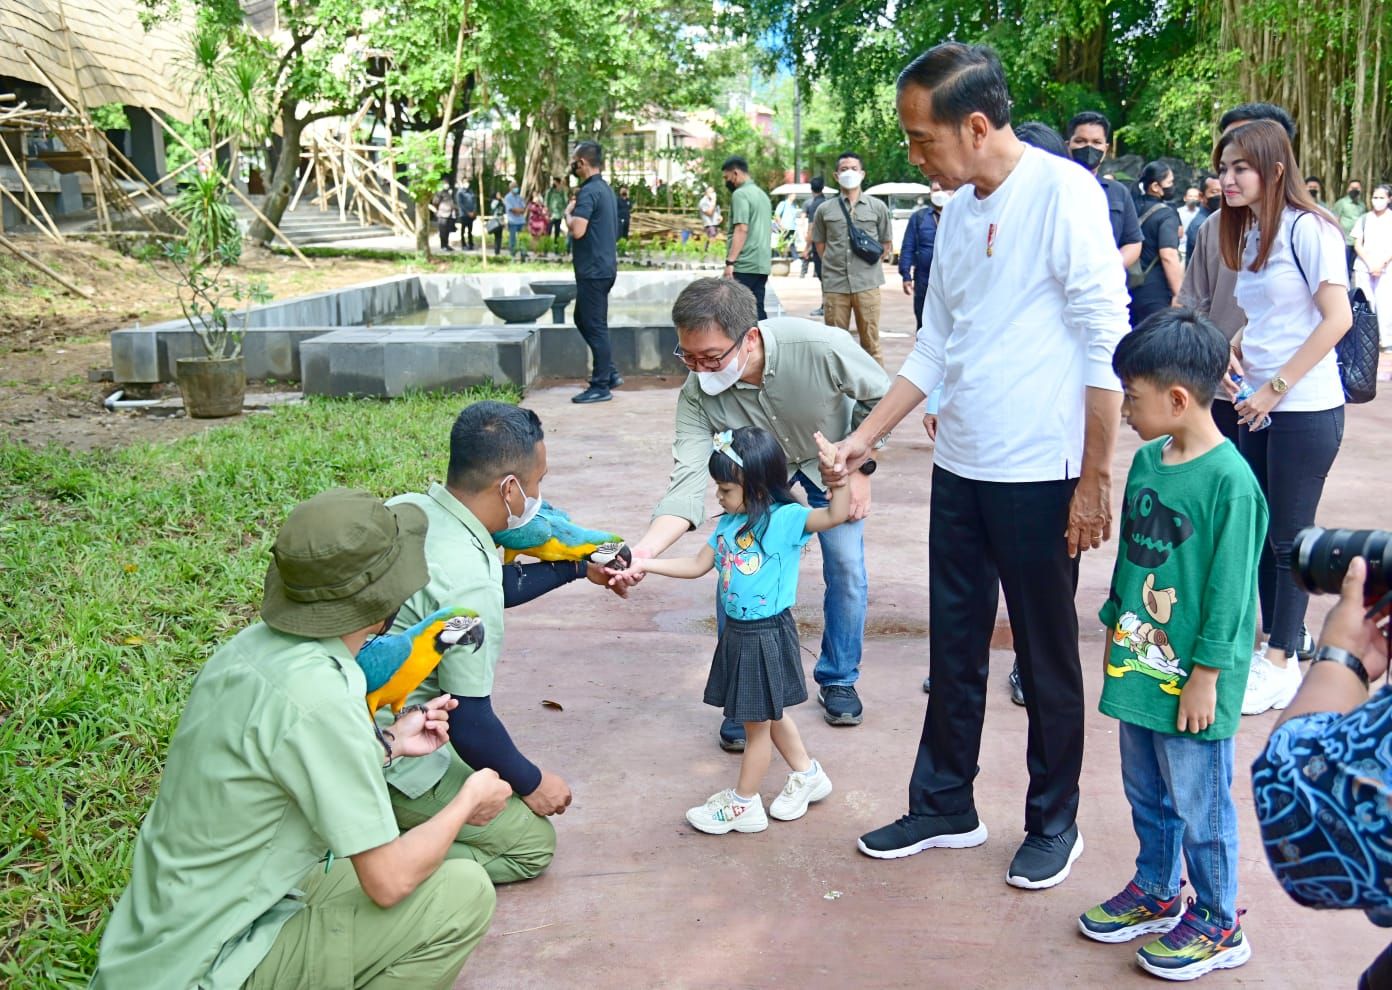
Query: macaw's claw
xmin=589 ymin=541 xmax=632 ymax=570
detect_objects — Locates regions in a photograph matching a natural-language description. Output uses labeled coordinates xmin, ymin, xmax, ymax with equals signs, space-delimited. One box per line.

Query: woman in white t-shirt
xmin=1352 ymin=184 xmax=1392 ymax=349
xmin=1214 ymin=118 xmax=1354 ymax=716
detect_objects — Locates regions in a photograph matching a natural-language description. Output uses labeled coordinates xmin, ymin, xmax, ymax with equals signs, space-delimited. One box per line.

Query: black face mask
xmin=1160 ymin=184 xmax=1178 ymax=201
xmin=1350 ymin=189 xmax=1363 ymax=201
xmin=569 ymin=161 xmax=582 ymax=178
xmin=1069 ymin=146 xmax=1104 ymax=172
xmin=724 ymin=179 xmax=737 ymax=193
xmin=1205 ymin=194 xmax=1221 ymax=213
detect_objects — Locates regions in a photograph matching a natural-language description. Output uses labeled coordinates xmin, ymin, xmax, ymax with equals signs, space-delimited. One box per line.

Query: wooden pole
xmin=287 ymin=148 xmax=316 ymax=212
xmin=148 ymin=110 xmax=314 ymax=266
xmin=0 ymin=134 xmax=62 ymax=239
xmin=0 ymin=232 xmax=93 ymax=298
xmin=0 ymin=181 xmax=62 ymax=242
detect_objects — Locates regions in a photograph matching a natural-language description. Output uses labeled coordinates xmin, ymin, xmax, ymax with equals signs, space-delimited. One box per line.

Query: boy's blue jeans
xmin=1120 ymin=721 xmax=1239 ymax=928
xmin=714 ymin=472 xmax=867 ymax=687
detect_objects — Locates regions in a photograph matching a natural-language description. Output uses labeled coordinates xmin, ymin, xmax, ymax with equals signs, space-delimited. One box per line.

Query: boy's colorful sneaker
xmin=1135 ymin=904 xmax=1251 ymax=981
xmin=685 ymin=789 xmax=768 ymax=835
xmin=769 ymin=763 xmax=833 ymax=821
xmin=1078 ymin=882 xmax=1184 ymax=943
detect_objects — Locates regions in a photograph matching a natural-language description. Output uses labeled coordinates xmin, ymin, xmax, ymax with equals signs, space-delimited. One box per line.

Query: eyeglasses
xmin=673 ymin=329 xmax=748 ymax=371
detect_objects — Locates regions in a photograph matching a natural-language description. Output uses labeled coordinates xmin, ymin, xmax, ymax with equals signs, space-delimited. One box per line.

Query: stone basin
xmin=483 ymin=294 xmax=554 ymax=324
xmin=528 ymin=281 xmax=578 ymax=324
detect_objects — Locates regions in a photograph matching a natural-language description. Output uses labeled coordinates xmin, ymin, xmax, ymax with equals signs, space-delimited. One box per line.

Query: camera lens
xmin=1292 ymin=527 xmax=1392 ymax=598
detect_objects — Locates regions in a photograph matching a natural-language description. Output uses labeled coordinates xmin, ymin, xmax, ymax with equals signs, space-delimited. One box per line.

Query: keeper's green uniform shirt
xmin=91 ymin=624 xmax=400 ymax=990
xmin=383 ymin=483 xmax=506 ymax=798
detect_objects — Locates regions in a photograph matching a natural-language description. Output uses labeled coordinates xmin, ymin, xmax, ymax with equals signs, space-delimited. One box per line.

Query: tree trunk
xmin=547 ymin=104 xmax=570 ymax=181
xmin=521 ymin=119 xmax=548 ymax=200
xmin=416 ymin=198 xmax=430 ymax=254
xmin=249 ymin=98 xmax=305 ymax=244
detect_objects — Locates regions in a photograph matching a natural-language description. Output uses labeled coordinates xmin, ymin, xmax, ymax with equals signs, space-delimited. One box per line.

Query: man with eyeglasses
xmin=611 ymin=278 xmax=890 ymax=747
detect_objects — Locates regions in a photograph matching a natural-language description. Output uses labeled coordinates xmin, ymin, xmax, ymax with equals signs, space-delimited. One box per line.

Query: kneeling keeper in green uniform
xmin=91 ymin=489 xmax=512 ymax=990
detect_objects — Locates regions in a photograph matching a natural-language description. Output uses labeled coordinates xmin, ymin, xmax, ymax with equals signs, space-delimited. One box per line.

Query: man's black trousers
xmin=910 ymin=465 xmax=1084 ymax=837
xmin=574 ymin=276 xmax=616 ymax=387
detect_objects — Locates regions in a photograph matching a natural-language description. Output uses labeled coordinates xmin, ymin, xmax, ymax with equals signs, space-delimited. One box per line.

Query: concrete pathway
xmin=460 ymin=269 xmax=1392 ymax=988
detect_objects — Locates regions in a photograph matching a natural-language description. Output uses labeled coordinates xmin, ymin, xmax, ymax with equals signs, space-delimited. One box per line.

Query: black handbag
xmin=1339 ymin=287 xmax=1380 ymax=403
xmin=1290 ymin=212 xmax=1380 ymax=404
xmin=838 ymin=196 xmax=885 ymax=265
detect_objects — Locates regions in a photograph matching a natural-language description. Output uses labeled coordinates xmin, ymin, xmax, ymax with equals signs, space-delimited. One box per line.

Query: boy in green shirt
xmin=1078 ymin=311 xmax=1267 ymax=981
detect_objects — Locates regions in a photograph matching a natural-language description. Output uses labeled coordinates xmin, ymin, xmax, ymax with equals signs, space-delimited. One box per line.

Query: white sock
xmin=734 ymin=791 xmax=758 ymax=805
xmin=798 ymin=759 xmax=819 ymax=777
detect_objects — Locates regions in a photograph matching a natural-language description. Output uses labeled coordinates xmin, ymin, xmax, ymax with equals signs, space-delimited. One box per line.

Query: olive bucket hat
xmin=261 ymin=488 xmax=429 ymax=638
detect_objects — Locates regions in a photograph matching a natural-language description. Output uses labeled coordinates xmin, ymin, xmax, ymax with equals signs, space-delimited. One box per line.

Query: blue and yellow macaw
xmin=357 ymin=606 xmax=485 ymax=716
xmin=490 ymin=500 xmax=630 ymax=568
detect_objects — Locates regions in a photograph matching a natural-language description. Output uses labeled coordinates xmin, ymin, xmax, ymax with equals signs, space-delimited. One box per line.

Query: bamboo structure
xmin=1219 ymin=0 xmax=1391 ymax=191
xmin=290 ymin=126 xmax=417 ymax=239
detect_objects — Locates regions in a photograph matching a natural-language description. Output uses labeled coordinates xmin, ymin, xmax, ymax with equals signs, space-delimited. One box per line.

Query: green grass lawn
xmin=0 ymin=387 xmax=516 ymax=987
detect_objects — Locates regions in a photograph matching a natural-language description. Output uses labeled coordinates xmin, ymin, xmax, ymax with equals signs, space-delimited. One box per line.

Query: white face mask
xmin=696 ymin=345 xmax=748 ymax=395
xmin=500 ymin=476 xmax=542 ymax=530
xmin=930 ymin=190 xmax=951 ymax=208
xmin=837 ymin=169 xmax=863 ymax=190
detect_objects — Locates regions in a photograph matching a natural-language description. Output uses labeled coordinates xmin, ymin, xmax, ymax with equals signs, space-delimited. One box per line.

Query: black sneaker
xmin=718 ymin=716 xmax=745 ymax=753
xmin=571 ymin=386 xmax=612 ymax=404
xmin=1006 ymin=823 xmax=1084 ymax=889
xmin=857 ymin=811 xmax=988 ymax=859
xmin=1009 ymin=662 xmax=1025 ymax=707
xmin=922 ymin=675 xmax=932 ymax=694
xmin=818 ymin=685 xmax=863 ymax=725
xmin=608 ymin=371 xmax=625 ymax=389
xmin=810 ymin=306 xmax=824 ymax=317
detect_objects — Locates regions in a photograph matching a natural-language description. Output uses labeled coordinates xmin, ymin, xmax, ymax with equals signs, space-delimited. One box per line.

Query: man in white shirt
xmin=828 ymin=42 xmax=1128 ymax=889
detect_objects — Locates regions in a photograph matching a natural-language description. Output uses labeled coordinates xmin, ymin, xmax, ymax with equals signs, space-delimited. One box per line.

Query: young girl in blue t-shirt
xmin=617 ymin=426 xmax=850 ymax=834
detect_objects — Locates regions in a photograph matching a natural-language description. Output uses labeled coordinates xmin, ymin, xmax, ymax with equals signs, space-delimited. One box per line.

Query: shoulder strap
xmin=838 ymin=195 xmax=854 ymax=224
xmin=1137 ymin=203 xmax=1166 ymax=226
xmin=1289 ymin=211 xmax=1309 ymax=287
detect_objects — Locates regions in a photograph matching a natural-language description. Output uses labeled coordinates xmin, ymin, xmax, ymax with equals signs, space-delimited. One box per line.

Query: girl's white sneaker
xmin=769 ymin=765 xmax=833 ymax=821
xmin=686 ymin=789 xmax=768 ymax=834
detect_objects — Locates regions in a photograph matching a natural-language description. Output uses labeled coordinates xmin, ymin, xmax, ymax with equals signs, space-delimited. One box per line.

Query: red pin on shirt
xmin=986 ymin=223 xmax=997 ymax=257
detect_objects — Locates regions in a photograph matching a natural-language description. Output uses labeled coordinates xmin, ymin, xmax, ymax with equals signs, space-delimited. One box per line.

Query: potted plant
xmin=155 ymin=239 xmax=270 ymax=417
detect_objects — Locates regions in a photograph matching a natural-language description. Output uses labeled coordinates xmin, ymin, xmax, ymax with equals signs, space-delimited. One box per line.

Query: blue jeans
xmin=508 ymin=225 xmax=522 ymax=255
xmin=713 ymin=472 xmax=867 ymax=687
xmin=1120 ymin=722 xmax=1238 ymax=928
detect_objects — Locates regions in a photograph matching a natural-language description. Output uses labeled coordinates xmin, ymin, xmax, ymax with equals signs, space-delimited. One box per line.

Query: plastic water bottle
xmin=1230 ymin=372 xmax=1271 ymax=431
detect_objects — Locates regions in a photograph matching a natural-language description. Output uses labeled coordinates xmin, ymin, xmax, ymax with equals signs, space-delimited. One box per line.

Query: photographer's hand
xmin=1276 ymin=558 xmax=1391 ymax=728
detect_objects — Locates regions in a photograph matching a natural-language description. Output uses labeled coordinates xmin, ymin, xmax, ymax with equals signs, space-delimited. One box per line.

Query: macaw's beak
xmin=440 ymin=616 xmax=486 ymax=652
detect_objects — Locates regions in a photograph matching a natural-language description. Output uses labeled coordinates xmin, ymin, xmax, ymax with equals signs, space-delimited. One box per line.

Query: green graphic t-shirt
xmin=1098 ymin=438 xmax=1267 ymax=740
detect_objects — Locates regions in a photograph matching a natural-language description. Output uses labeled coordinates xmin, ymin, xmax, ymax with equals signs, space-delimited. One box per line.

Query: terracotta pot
xmin=176 ymin=356 xmax=245 ymax=418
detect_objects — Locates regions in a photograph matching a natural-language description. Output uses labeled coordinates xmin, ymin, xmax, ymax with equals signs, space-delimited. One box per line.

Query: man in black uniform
xmin=1065 ymin=111 xmax=1142 ymax=270
xmin=567 ymin=141 xmax=621 ymax=405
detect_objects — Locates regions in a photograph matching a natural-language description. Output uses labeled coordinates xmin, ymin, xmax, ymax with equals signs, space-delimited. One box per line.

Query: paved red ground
xmin=460 ymin=269 xmax=1392 ymax=989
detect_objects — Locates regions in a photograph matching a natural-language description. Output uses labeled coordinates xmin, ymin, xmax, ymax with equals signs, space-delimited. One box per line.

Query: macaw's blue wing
xmin=356 ymin=606 xmax=479 ymax=694
xmin=491 ymin=500 xmax=624 ymax=563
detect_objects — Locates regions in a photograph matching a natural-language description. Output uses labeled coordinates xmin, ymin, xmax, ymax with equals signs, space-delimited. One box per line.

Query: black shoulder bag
xmin=1290 ymin=212 xmax=1380 ymax=404
xmin=838 ymin=197 xmax=886 ymax=265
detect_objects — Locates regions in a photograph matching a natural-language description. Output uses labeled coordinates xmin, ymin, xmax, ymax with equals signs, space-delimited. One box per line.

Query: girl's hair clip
xmin=712 ymin=430 xmax=744 ymax=467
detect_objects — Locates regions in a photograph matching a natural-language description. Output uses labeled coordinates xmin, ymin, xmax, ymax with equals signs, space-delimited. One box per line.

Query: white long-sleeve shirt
xmin=898 ymin=145 xmax=1130 ymax=482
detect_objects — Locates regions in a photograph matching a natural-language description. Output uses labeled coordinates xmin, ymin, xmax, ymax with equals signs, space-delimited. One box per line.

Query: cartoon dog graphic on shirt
xmin=1108 ymin=573 xmax=1184 ymax=695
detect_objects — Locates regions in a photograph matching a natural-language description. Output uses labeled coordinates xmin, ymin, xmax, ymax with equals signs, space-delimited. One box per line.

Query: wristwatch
xmin=1311 ymin=644 xmax=1370 ymax=687
xmin=1270 ymin=375 xmax=1290 ymax=394
xmin=858 ymin=458 xmax=877 ymax=476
